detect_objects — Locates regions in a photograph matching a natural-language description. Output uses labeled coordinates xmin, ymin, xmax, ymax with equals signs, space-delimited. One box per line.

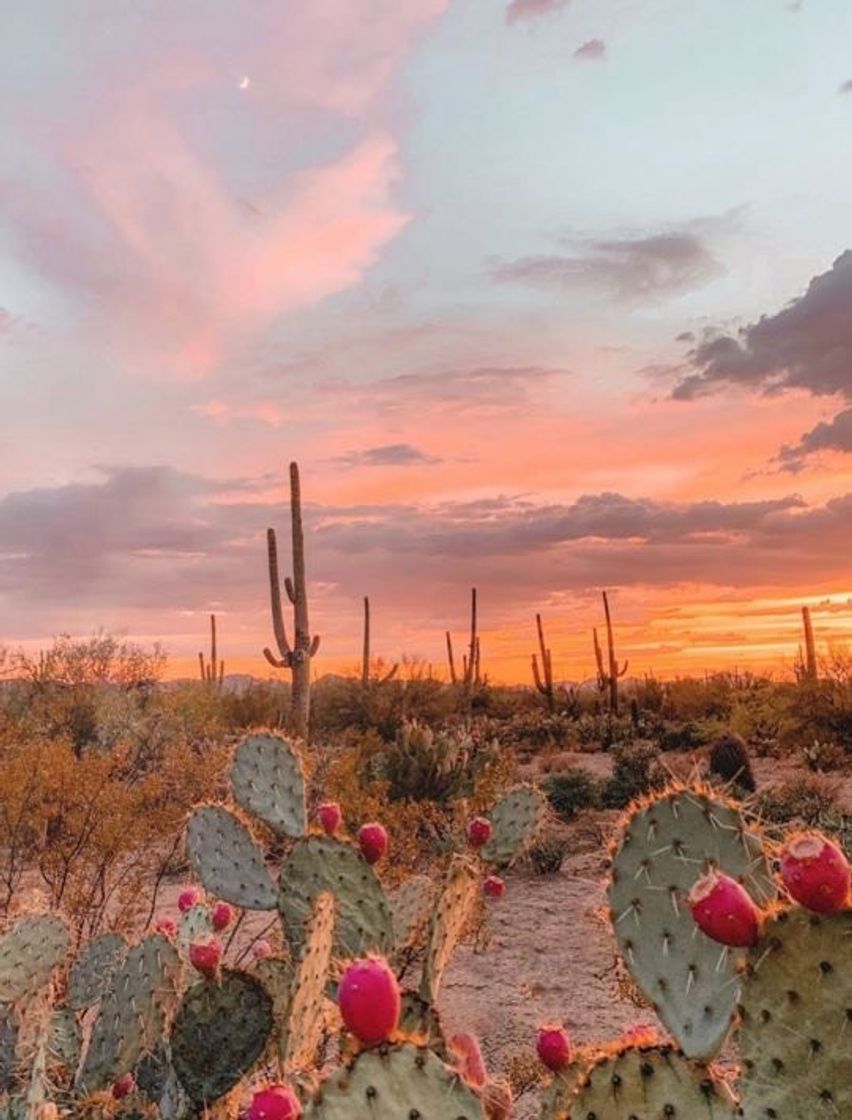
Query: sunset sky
xmin=1 ymin=0 xmax=850 ymax=683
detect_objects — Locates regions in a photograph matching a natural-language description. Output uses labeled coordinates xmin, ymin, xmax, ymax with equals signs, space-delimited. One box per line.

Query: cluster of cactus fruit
xmin=0 ymin=734 xmax=848 ymax=1119
xmin=0 ymin=730 xmax=546 ymax=1118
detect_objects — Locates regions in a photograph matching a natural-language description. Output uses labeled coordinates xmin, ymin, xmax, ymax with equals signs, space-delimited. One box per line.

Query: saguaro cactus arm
xmin=263 ymin=528 xmax=293 ymax=669
xmin=532 ymin=612 xmax=554 ymax=708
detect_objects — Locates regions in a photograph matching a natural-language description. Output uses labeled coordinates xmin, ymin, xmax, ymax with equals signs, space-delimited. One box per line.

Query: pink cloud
xmin=192 ymin=400 xmax=286 ymax=427
xmin=574 ymin=38 xmax=607 ymax=61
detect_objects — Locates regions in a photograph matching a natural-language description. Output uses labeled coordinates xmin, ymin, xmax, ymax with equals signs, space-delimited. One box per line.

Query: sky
xmin=1 ymin=0 xmax=850 ymax=683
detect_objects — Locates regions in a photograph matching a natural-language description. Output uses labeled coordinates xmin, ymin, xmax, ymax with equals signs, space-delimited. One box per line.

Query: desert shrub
xmin=801 ymin=739 xmax=846 ymax=772
xmin=782 ymin=649 xmax=852 ymax=750
xmin=707 ymin=733 xmax=756 ymax=794
xmin=528 ymin=834 xmax=570 ymax=875
xmin=373 ymin=720 xmax=501 ymax=805
xmin=542 ymin=769 xmax=602 ymax=821
xmin=754 ymin=773 xmax=841 ymax=825
xmin=601 ymin=742 xmax=666 ymax=809
xmin=655 ymin=719 xmax=711 ymax=751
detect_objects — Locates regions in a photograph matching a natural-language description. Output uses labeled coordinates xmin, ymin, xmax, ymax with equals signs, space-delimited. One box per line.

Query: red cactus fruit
xmin=357 ymin=822 xmax=388 ymax=865
xmin=780 ymin=833 xmax=850 ymax=915
xmin=467 ymin=817 xmax=493 ymax=849
xmin=449 ymin=1032 xmax=487 ymax=1088
xmin=483 ymin=875 xmax=505 ymax=899
xmin=177 ymin=885 xmax=202 ymax=912
xmin=537 ymin=1024 xmax=572 ymax=1071
xmin=252 ymin=939 xmax=274 ymax=961
xmin=317 ymin=802 xmax=342 ymax=836
xmin=112 ymin=1073 xmax=134 ymax=1100
xmin=338 ymin=956 xmax=400 ymax=1045
xmin=154 ymin=918 xmax=177 ymax=938
xmin=189 ymin=939 xmax=222 ymax=980
xmin=211 ymin=901 xmax=233 ymax=932
xmin=688 ymin=870 xmax=761 ymax=947
xmin=247 ymin=1084 xmax=302 ymax=1120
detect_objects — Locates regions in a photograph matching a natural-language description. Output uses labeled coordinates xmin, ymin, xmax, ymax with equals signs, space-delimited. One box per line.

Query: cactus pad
xmin=178 ymin=903 xmax=214 ymax=956
xmin=77 ymin=933 xmax=182 ymax=1092
xmin=305 ymin=1043 xmax=485 ymax=1119
xmin=68 ymin=932 xmax=127 ymax=1011
xmin=737 ymin=907 xmax=852 ymax=1120
xmin=279 ymin=892 xmax=334 ymax=1071
xmin=170 ymin=969 xmax=274 ymax=1105
xmin=390 ymin=875 xmax=436 ymax=952
xmin=608 ymin=787 xmax=775 ymax=1059
xmin=419 ymin=855 xmax=479 ymax=1004
xmin=48 ymin=1008 xmax=81 ymax=1074
xmin=186 ymin=805 xmax=277 ymax=910
xmin=231 ymin=731 xmax=307 ymax=838
xmin=0 ymin=915 xmax=69 ymax=1002
xmin=398 ymin=992 xmax=449 ymax=1058
xmin=480 ymin=785 xmax=547 ymax=867
xmin=278 ymin=836 xmax=393 ymax=958
xmin=0 ymin=1007 xmax=16 ymax=1092
xmin=571 ymin=1044 xmax=737 ymax=1119
xmin=538 ymin=1066 xmax=582 ymax=1120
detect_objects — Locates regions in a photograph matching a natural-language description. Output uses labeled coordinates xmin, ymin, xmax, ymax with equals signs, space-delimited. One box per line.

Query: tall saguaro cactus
xmin=263 ymin=462 xmax=320 ymax=741
xmin=361 ymin=596 xmax=398 ymax=687
xmin=593 ymin=589 xmax=627 ymax=715
xmin=799 ymin=604 xmax=818 ymax=681
xmin=198 ymin=613 xmax=224 ymax=689
xmin=531 ymin=612 xmax=555 ymax=711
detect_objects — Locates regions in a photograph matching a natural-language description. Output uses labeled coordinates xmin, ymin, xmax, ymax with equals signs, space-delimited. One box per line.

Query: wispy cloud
xmin=574 ymin=39 xmax=606 ymax=61
xmin=506 ymin=0 xmax=571 ymax=25
xmin=329 ymin=443 xmax=442 ymax=468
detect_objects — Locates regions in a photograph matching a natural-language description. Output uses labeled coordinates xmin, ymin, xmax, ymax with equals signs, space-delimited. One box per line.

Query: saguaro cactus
xmin=799 ymin=604 xmax=818 ymax=681
xmin=198 ymin=613 xmax=224 ymax=688
xmin=532 ymin=612 xmax=555 ymax=711
xmin=361 ymin=596 xmax=398 ymax=687
xmin=262 ymin=462 xmax=320 ymax=741
xmin=594 ymin=589 xmax=627 ymax=715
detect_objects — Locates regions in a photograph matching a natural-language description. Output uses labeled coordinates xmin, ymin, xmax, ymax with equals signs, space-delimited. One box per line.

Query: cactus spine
xmin=198 ymin=613 xmax=224 ymax=688
xmin=263 ymin=462 xmax=320 ymax=742
xmin=532 ymin=612 xmax=555 ymax=711
xmin=594 ymin=589 xmax=627 ymax=714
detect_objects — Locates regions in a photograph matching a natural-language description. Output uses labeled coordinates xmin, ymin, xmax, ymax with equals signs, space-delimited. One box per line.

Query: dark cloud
xmin=506 ymin=0 xmax=571 ymax=24
xmin=675 ymin=331 xmax=695 ymax=343
xmin=672 ymin=250 xmax=852 ymax=401
xmin=329 ymin=443 xmax=442 ymax=468
xmin=838 ymin=79 xmax=852 ymax=94
xmin=494 ymin=233 xmax=722 ymax=302
xmin=573 ymin=39 xmax=606 ymax=61
xmin=776 ymin=407 xmax=852 ymax=472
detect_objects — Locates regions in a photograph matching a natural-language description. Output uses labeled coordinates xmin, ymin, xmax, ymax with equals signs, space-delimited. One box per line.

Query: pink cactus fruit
xmin=338 ymin=956 xmax=400 ymax=1045
xmin=779 ymin=833 xmax=850 ymax=915
xmin=177 ymin=885 xmax=202 ymax=912
xmin=247 ymin=1084 xmax=302 ymax=1120
xmin=357 ymin=822 xmax=388 ymax=865
xmin=449 ymin=1032 xmax=488 ymax=1088
xmin=211 ymin=901 xmax=233 ymax=931
xmin=112 ymin=1073 xmax=135 ymax=1100
xmin=317 ymin=802 xmax=342 ymax=836
xmin=688 ymin=870 xmax=761 ymax=948
xmin=537 ymin=1025 xmax=572 ymax=1071
xmin=252 ymin=939 xmax=274 ymax=961
xmin=154 ymin=918 xmax=177 ymax=938
xmin=467 ymin=817 xmax=493 ymax=850
xmin=189 ymin=938 xmax=222 ymax=980
xmin=483 ymin=875 xmax=505 ymax=899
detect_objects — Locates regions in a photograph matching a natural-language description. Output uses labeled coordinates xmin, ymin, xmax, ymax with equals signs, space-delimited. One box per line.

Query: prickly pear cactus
xmin=67 ymin=932 xmax=127 ymax=1011
xmin=737 ymin=907 xmax=852 ymax=1120
xmin=278 ymin=892 xmax=334 ymax=1072
xmin=397 ymin=993 xmax=449 ymax=1057
xmin=305 ymin=1043 xmax=485 ymax=1119
xmin=608 ymin=786 xmax=775 ymax=1059
xmin=571 ymin=1044 xmax=737 ymax=1119
xmin=0 ymin=1007 xmax=16 ymax=1092
xmin=178 ymin=903 xmax=214 ymax=956
xmin=0 ymin=915 xmax=69 ymax=1002
xmin=390 ymin=875 xmax=436 ymax=952
xmin=278 ymin=836 xmax=393 ymax=959
xmin=186 ymin=805 xmax=278 ymax=910
xmin=48 ymin=1008 xmax=81 ymax=1074
xmin=77 ymin=933 xmax=182 ymax=1093
xmin=231 ymin=731 xmax=307 ymax=838
xmin=419 ymin=855 xmax=479 ymax=1005
xmin=480 ymin=785 xmax=547 ymax=868
xmin=170 ymin=969 xmax=274 ymax=1106
xmin=538 ymin=1065 xmax=582 ymax=1120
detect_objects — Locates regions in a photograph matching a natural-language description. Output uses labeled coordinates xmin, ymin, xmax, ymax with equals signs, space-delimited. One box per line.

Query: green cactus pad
xmin=279 ymin=892 xmax=334 ymax=1071
xmin=572 ymin=1044 xmax=737 ymax=1119
xmin=0 ymin=915 xmax=69 ymax=1002
xmin=305 ymin=1043 xmax=485 ymax=1119
xmin=279 ymin=836 xmax=393 ymax=959
xmin=186 ymin=805 xmax=278 ymax=910
xmin=178 ymin=903 xmax=213 ymax=955
xmin=0 ymin=1007 xmax=16 ymax=1092
xmin=608 ymin=787 xmax=775 ymax=1059
xmin=419 ymin=855 xmax=479 ymax=1004
xmin=738 ymin=907 xmax=852 ymax=1120
xmin=538 ymin=1066 xmax=582 ymax=1120
xmin=231 ymin=731 xmax=307 ymax=838
xmin=77 ymin=932 xmax=182 ymax=1092
xmin=390 ymin=875 xmax=436 ymax=952
xmin=68 ymin=931 xmax=127 ymax=1010
xmin=255 ymin=957 xmax=294 ymax=1021
xmin=480 ymin=785 xmax=547 ymax=867
xmin=170 ymin=969 xmax=274 ymax=1105
xmin=398 ymin=992 xmax=449 ymax=1059
xmin=48 ymin=1008 xmax=81 ymax=1073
